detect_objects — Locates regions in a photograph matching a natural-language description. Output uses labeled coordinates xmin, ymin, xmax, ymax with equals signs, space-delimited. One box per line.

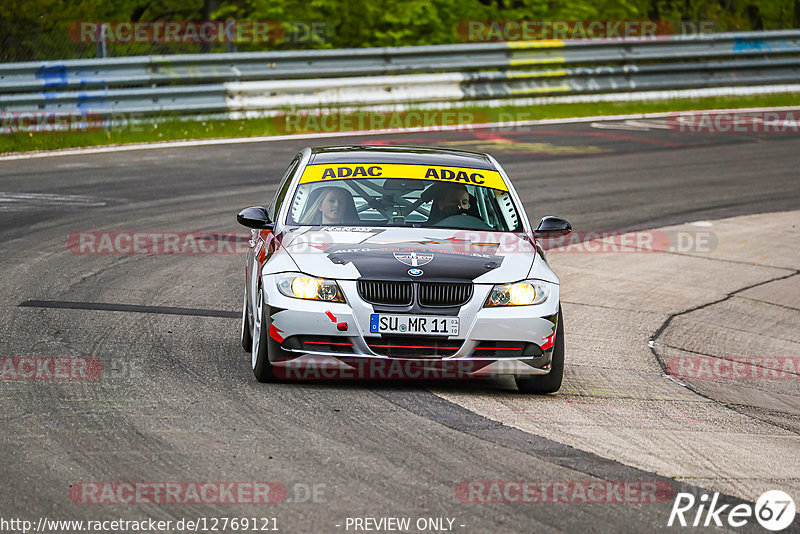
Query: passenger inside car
xmin=300 ymin=186 xmax=360 ymax=225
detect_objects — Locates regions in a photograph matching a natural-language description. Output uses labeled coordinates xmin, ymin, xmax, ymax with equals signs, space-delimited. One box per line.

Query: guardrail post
xmin=226 ymin=20 xmax=238 ymax=53
xmin=95 ymin=23 xmax=107 ymax=59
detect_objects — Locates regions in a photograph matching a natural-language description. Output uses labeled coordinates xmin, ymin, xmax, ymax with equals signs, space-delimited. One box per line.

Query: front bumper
xmin=261 ymin=277 xmax=559 ymax=378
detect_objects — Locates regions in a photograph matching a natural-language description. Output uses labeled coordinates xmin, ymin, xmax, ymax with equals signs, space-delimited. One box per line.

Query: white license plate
xmin=369 ymin=314 xmax=459 ymax=336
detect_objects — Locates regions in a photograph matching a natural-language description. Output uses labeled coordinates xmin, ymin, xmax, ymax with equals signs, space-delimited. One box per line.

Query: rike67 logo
xmin=668 ymin=490 xmax=795 ymax=531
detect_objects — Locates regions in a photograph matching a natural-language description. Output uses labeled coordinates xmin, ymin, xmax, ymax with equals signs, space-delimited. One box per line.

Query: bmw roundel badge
xmin=408 ymin=268 xmax=423 ymax=276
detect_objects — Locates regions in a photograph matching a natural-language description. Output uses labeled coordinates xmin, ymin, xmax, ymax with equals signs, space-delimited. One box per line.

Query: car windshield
xmin=286 ymin=164 xmax=522 ymax=231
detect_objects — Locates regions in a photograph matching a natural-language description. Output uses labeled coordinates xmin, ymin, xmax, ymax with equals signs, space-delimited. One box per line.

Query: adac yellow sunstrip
xmin=299 ymin=163 xmax=508 ymax=191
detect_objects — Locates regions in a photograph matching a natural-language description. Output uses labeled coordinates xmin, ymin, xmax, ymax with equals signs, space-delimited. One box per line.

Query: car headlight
xmin=276 ymin=274 xmax=344 ymax=302
xmin=485 ymin=280 xmax=550 ymax=307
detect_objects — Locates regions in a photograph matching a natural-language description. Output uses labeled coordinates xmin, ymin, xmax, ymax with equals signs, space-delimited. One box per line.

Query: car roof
xmin=308 ymin=145 xmax=496 ymax=171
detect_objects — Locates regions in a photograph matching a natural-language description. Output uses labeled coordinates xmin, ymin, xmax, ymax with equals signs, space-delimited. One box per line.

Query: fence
xmin=1 ymin=30 xmax=799 ymax=123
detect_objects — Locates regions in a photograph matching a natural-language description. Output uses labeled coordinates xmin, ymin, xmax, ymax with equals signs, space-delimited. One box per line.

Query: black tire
xmin=515 ymin=306 xmax=565 ymax=394
xmin=251 ymin=287 xmax=277 ymax=383
xmin=241 ymin=290 xmax=252 ymax=352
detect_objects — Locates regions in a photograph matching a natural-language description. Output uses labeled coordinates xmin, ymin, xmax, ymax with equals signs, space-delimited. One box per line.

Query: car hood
xmin=280 ymin=227 xmax=536 ymax=283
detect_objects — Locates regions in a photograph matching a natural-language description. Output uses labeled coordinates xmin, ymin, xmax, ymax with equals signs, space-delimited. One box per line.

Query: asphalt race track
xmin=1 ymin=119 xmax=799 ymax=533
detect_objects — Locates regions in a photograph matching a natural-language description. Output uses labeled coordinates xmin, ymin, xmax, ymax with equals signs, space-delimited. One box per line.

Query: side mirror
xmin=534 ymin=216 xmax=572 ymax=238
xmin=237 ymin=206 xmax=273 ymax=229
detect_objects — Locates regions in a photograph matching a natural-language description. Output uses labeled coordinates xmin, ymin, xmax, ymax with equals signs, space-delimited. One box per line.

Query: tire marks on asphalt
xmin=18 ymin=300 xmax=238 ymax=318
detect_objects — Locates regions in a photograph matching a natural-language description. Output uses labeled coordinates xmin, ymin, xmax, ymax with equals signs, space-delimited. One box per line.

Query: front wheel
xmin=515 ymin=306 xmax=564 ymax=394
xmin=251 ymin=287 xmax=277 ymax=383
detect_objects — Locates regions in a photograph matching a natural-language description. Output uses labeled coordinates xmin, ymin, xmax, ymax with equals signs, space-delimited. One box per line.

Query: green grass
xmin=2 ymin=92 xmax=800 ymax=155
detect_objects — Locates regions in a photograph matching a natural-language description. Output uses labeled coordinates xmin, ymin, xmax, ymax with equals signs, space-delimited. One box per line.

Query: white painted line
xmin=0 ymin=192 xmax=108 ymax=207
xmin=3 ymin=104 xmax=800 ymax=162
xmin=590 ymin=119 xmax=674 ymax=131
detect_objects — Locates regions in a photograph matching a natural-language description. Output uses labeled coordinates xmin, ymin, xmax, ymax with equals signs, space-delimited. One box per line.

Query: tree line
xmin=1 ymin=0 xmax=797 ymax=62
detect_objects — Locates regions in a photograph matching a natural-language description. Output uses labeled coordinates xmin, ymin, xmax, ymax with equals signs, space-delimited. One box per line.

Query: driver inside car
xmin=426 ymin=184 xmax=477 ymax=225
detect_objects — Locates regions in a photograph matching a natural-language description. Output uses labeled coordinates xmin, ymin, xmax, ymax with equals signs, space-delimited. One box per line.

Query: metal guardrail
xmin=1 ymin=30 xmax=800 ymax=119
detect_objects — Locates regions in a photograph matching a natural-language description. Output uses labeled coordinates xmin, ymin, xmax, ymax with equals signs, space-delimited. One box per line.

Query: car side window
xmin=267 ymin=156 xmax=301 ymax=221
